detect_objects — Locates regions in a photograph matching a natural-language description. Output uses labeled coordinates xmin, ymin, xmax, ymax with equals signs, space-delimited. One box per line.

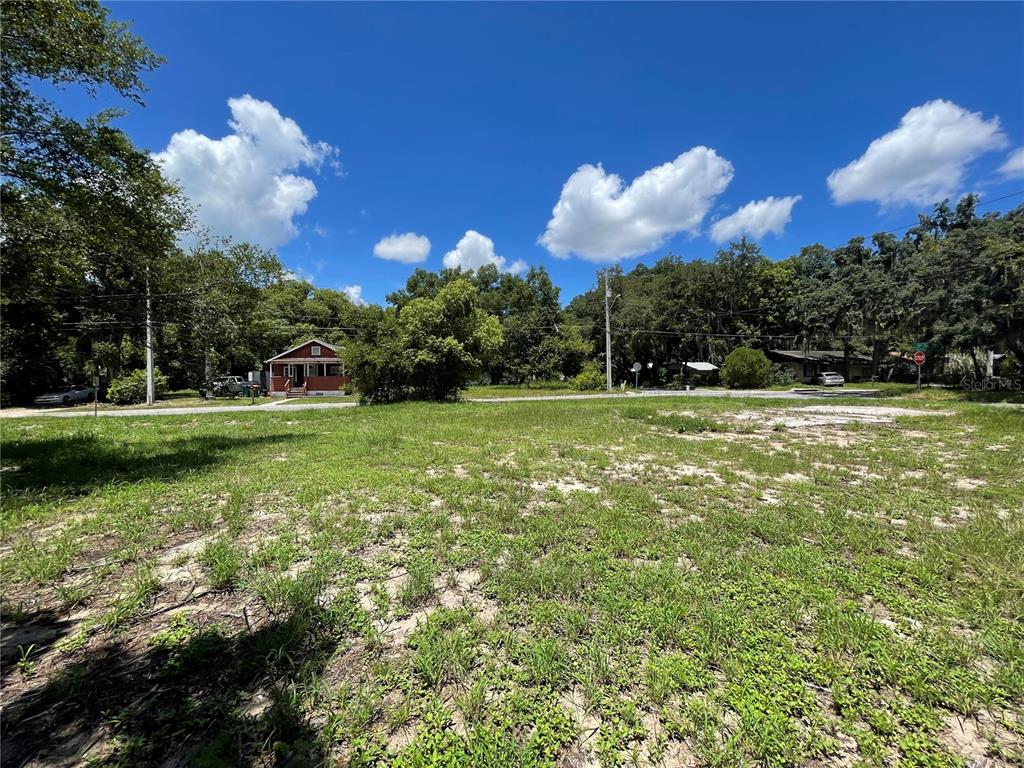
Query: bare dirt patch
xmin=559 ymin=685 xmax=601 ymax=749
xmin=530 ymin=478 xmax=599 ymax=494
xmin=939 ymin=712 xmax=998 ymax=764
xmin=607 ymin=457 xmax=723 ymax=485
xmin=729 ymin=405 xmax=949 ymax=431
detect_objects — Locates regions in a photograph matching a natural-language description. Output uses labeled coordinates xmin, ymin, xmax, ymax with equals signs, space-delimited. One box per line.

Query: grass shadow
xmin=1 ymin=433 xmax=299 ymax=499
xmin=2 ymin=599 xmax=345 ymax=767
xmin=0 ymin=607 xmax=77 ymax=668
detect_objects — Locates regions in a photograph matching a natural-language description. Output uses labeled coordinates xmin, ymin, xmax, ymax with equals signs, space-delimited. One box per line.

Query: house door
xmin=292 ymin=365 xmax=305 ymax=386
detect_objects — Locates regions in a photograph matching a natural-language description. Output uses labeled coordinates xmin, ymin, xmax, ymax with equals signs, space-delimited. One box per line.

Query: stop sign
xmin=913 ymin=351 xmax=926 ymax=366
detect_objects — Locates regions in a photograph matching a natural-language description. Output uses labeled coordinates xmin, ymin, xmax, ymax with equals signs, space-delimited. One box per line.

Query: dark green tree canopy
xmin=349 ymin=279 xmax=503 ymax=403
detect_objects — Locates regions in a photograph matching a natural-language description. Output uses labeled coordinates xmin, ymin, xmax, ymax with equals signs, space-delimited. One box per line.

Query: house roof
xmin=265 ymin=338 xmax=338 ymax=363
xmin=667 ymin=360 xmax=720 ymax=372
xmin=683 ymin=361 xmax=719 ymax=372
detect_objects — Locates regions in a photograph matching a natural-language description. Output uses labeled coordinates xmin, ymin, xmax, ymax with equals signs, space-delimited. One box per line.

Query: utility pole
xmin=604 ymin=269 xmax=613 ymax=391
xmin=145 ymin=265 xmax=155 ymax=405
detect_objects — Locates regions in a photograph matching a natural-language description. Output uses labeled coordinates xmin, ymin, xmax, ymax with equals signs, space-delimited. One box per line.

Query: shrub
xmin=106 ymin=367 xmax=169 ymax=404
xmin=571 ymin=361 xmax=605 ymax=391
xmin=770 ymin=363 xmax=798 ymax=387
xmin=720 ymin=348 xmax=772 ymax=389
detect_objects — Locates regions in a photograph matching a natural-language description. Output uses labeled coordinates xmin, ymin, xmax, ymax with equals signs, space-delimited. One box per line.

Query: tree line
xmin=567 ymin=203 xmax=1023 ymax=385
xmin=2 ymin=1 xmax=1021 ymax=405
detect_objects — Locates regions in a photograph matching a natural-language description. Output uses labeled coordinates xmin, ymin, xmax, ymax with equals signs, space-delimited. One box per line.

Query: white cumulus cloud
xmin=442 ymin=230 xmax=526 ymax=273
xmin=373 ymin=232 xmax=431 ymax=264
xmin=538 ymin=147 xmax=734 ymax=262
xmin=827 ymin=99 xmax=1006 ymax=208
xmin=153 ymin=94 xmax=340 ymax=248
xmin=341 ymin=284 xmax=367 ymax=306
xmin=710 ymin=195 xmax=802 ymax=244
xmin=999 ymin=148 xmax=1024 ymax=178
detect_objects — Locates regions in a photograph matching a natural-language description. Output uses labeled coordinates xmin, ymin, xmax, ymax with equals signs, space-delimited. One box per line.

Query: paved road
xmin=470 ymin=388 xmax=818 ymax=403
xmin=0 ymin=388 xmax=868 ymax=419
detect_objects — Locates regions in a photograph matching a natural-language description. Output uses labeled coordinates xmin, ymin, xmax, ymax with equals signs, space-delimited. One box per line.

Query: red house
xmin=266 ymin=339 xmax=350 ymax=397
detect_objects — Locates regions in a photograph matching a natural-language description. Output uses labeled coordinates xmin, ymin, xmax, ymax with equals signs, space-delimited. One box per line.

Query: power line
xmin=879 ymin=190 xmax=1024 ymax=235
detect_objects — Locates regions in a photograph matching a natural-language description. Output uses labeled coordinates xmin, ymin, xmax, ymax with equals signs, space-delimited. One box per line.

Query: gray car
xmin=814 ymin=371 xmax=845 ymax=387
xmin=33 ymin=384 xmax=96 ymax=406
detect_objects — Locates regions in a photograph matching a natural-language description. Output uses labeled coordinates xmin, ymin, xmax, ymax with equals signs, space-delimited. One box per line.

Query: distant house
xmin=768 ymin=349 xmax=873 ymax=383
xmin=666 ymin=361 xmax=720 ymax=379
xmin=266 ymin=339 xmax=349 ymax=397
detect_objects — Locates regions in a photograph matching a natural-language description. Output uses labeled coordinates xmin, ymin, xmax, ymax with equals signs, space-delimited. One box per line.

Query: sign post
xmin=913 ymin=351 xmax=926 ymax=391
xmin=631 ymin=361 xmax=642 ymax=389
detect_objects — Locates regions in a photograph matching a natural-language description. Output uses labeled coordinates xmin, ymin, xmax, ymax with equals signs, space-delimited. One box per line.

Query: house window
xmin=311 ymin=345 xmax=321 ymax=357
xmin=327 ymin=364 xmax=341 ymax=376
xmin=306 ymin=363 xmax=317 ymax=376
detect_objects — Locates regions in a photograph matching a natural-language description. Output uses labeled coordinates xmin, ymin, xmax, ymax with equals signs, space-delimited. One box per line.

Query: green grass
xmin=1 ymin=396 xmax=1021 ymax=766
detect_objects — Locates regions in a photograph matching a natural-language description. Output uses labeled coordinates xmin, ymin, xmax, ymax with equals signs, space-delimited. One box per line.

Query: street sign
xmin=912 ymin=342 xmax=928 ymax=352
xmin=631 ymin=362 xmax=642 ymax=372
xmin=913 ymin=351 xmax=926 ymax=366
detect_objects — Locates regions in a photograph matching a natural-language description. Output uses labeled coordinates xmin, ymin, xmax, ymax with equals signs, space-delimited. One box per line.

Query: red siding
xmin=305 ymin=375 xmax=350 ymax=391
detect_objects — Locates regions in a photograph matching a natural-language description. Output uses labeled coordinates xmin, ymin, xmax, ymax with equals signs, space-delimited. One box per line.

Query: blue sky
xmin=66 ymin=2 xmax=1024 ymax=304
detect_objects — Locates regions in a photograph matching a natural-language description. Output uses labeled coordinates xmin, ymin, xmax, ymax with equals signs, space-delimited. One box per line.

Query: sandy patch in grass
xmin=659 ymin=740 xmax=699 ymax=768
xmin=675 ymin=554 xmax=698 ymax=573
xmin=362 ymin=566 xmax=497 ymax=646
xmin=26 ymin=513 xmax=91 ymax=545
xmin=356 ymin=566 xmax=409 ymax=608
xmin=559 ymin=685 xmax=601 ymax=748
xmin=723 ymin=405 xmax=950 ymax=437
xmin=380 ymin=607 xmax=435 ymax=646
xmin=432 ymin=565 xmax=479 ymax=606
xmin=530 ymin=477 xmax=599 ymax=494
xmin=938 ymin=711 xmax=1017 ymax=764
xmin=157 ymin=536 xmax=212 ymax=565
xmin=607 ymin=457 xmax=723 ymax=485
xmin=435 ymin=568 xmax=499 ymax=621
xmin=387 ymin=723 xmax=418 ymax=752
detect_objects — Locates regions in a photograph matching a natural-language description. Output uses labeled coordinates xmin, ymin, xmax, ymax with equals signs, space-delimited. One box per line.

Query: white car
xmin=33 ymin=384 xmax=96 ymax=406
xmin=814 ymin=371 xmax=845 ymax=387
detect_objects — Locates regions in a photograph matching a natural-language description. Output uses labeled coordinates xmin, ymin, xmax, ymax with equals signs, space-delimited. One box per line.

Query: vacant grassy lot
xmin=1 ymin=397 xmax=1021 ymax=767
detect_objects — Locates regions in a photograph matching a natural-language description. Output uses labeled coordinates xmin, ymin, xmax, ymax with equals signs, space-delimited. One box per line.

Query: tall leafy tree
xmin=1 ymin=0 xmax=186 ymax=402
xmin=386 ymin=265 xmax=586 ymax=383
xmin=348 ymin=280 xmax=502 ymax=403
